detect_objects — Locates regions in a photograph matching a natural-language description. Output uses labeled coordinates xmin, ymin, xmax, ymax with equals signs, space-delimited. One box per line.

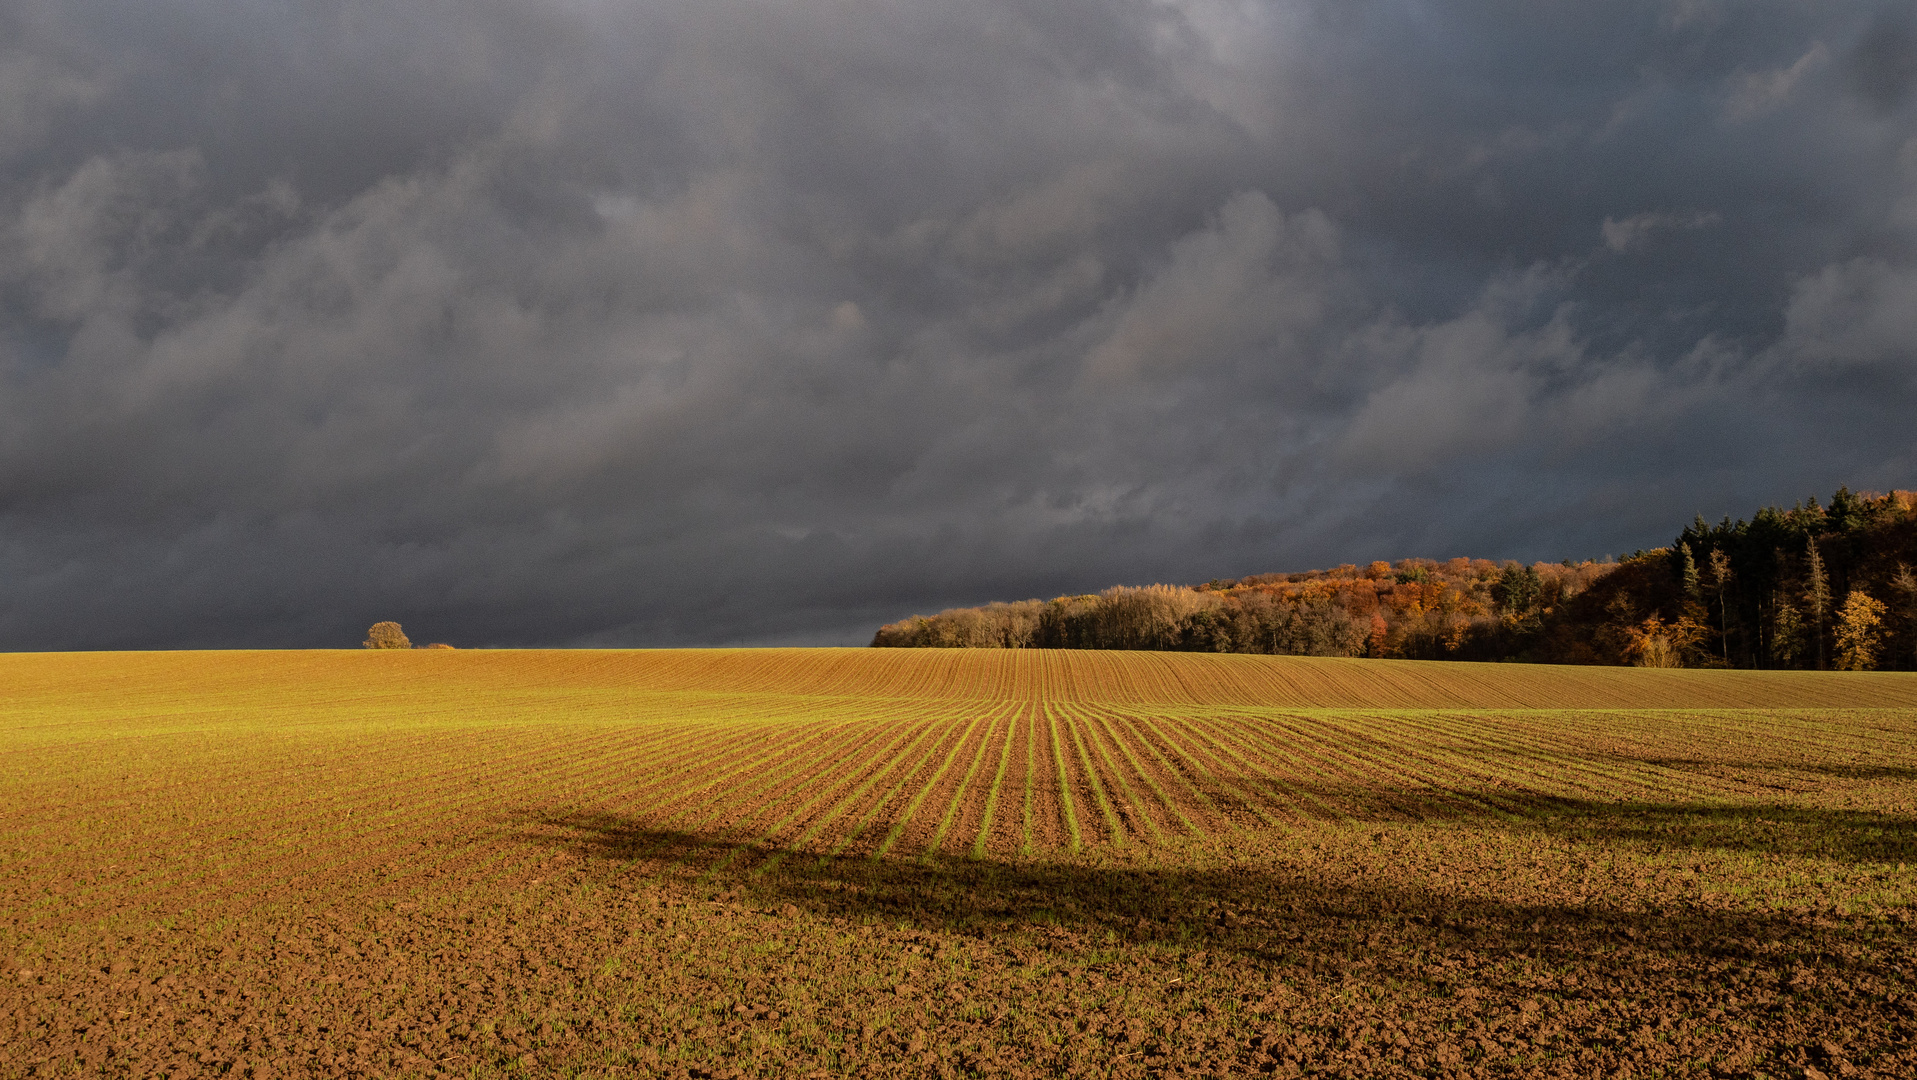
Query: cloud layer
xmin=2 ymin=0 xmax=1915 ymax=648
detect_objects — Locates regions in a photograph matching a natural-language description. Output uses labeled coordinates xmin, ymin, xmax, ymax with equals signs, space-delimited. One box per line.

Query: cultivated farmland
xmin=4 ymin=649 xmax=1917 ymax=1078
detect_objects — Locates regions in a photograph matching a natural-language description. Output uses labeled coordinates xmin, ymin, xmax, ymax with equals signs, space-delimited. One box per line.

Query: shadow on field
xmin=1511 ymin=801 xmax=1917 ymax=864
xmin=1613 ymin=757 xmax=1917 ymax=783
xmin=523 ymin=808 xmax=1917 ymax=991
xmin=1178 ymin=772 xmax=1917 ymax=864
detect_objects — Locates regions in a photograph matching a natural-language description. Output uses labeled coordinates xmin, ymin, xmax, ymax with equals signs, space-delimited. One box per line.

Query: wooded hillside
xmin=873 ymin=489 xmax=1917 ymax=669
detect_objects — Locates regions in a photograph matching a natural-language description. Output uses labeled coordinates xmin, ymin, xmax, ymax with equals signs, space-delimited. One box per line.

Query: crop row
xmin=9 ymin=650 xmax=1917 ymax=950
xmin=7 ymin=703 xmax=1802 ymax=936
xmin=11 ymin=648 xmax=1917 ymax=717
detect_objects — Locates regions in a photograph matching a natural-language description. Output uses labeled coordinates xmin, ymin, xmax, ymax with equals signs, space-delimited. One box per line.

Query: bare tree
xmin=1805 ymin=539 xmax=1830 ymax=670
xmin=1706 ymin=548 xmax=1734 ymax=664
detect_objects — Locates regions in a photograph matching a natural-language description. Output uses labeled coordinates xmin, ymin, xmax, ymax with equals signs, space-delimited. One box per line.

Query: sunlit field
xmin=5 ymin=649 xmax=1916 ymax=1078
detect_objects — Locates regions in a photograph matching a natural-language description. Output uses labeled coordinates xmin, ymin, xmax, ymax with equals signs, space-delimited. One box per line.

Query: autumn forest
xmin=872 ymin=489 xmax=1917 ymax=670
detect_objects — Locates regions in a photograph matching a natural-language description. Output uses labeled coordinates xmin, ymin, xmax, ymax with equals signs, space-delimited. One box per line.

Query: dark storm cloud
xmin=1848 ymin=15 xmax=1917 ymax=112
xmin=2 ymin=0 xmax=1914 ymax=648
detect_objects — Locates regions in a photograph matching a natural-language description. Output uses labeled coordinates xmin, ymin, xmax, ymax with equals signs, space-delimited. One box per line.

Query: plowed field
xmin=5 ymin=649 xmax=1917 ymax=1079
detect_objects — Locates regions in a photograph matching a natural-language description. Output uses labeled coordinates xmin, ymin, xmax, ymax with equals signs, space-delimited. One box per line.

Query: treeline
xmin=873 ymin=558 xmax=1614 ymax=660
xmin=871 ymin=488 xmax=1917 ymax=669
xmin=1565 ymin=488 xmax=1917 ymax=670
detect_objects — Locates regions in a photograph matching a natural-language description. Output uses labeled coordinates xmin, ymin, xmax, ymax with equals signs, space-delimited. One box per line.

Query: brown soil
xmin=8 ymin=824 xmax=1914 ymax=1079
xmin=6 ymin=649 xmax=1917 ymax=1078
xmin=968 ymin=701 xmax=1041 ymax=857
xmin=1093 ymin=706 xmax=1236 ymax=837
xmin=937 ymin=704 xmax=1016 ymax=858
xmin=883 ymin=704 xmax=1004 ymax=857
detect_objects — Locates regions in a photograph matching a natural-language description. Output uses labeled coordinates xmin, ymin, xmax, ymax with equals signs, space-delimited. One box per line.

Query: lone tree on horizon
xmin=364 ymin=621 xmax=411 ymax=649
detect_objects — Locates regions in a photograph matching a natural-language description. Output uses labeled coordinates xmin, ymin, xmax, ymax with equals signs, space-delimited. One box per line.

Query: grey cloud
xmin=1723 ymin=42 xmax=1829 ymax=122
xmin=1 ymin=0 xmax=1916 ymax=649
xmin=1600 ymin=210 xmax=1722 ymax=253
xmin=1775 ymin=257 xmax=1917 ymax=371
xmin=1081 ymin=193 xmax=1345 ymax=384
xmin=0 ymin=51 xmax=105 ymax=163
xmin=1848 ymin=16 xmax=1917 ymax=112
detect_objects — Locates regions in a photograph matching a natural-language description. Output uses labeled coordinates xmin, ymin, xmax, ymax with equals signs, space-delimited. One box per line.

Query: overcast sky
xmin=2 ymin=1 xmax=1914 ymax=649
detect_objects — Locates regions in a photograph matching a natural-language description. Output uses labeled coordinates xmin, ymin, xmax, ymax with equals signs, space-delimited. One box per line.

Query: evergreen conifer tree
xmin=1894 ymin=563 xmax=1917 ymax=669
xmin=1771 ymin=595 xmax=1802 ymax=668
